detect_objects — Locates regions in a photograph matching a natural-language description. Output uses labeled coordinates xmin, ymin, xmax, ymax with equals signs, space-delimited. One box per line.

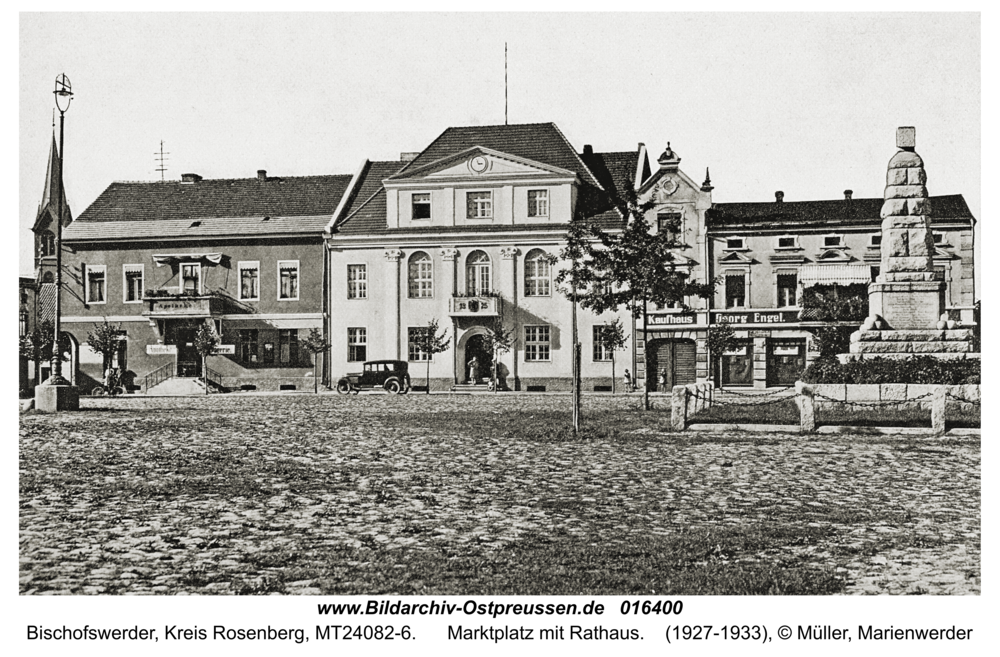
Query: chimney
xmin=400 ymin=152 xmax=419 ymax=162
xmin=180 ymin=173 xmax=202 ymax=183
xmin=257 ymin=170 xmax=267 ymax=182
xmin=583 ymin=144 xmax=594 ymax=156
xmin=844 ymin=189 xmax=853 ymax=201
xmin=775 ymin=190 xmax=784 ymax=203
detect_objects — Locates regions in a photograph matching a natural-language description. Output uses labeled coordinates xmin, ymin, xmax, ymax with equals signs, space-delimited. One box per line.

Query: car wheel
xmin=384 ymin=379 xmax=401 ymax=394
xmin=91 ymin=386 xmax=106 ymax=397
xmin=336 ymin=380 xmax=352 ymax=395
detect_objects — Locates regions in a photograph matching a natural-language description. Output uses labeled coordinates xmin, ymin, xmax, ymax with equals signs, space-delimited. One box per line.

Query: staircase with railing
xmin=203 ymin=366 xmax=226 ymax=393
xmin=144 ymin=362 xmax=174 ymax=392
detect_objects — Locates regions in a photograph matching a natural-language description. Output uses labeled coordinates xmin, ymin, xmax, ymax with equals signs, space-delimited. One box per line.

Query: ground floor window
xmin=279 ymin=329 xmax=299 ymax=365
xmin=524 ymin=325 xmax=550 ymax=361
xmin=239 ymin=329 xmax=259 ymax=364
xmin=348 ymin=327 xmax=367 ymax=362
xmin=407 ymin=327 xmax=432 ymax=361
xmin=592 ymin=325 xmax=611 ymax=361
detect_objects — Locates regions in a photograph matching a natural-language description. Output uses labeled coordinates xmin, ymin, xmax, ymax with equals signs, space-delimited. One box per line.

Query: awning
xmin=153 ymin=253 xmax=223 ymax=266
xmin=799 ymin=264 xmax=872 ymax=287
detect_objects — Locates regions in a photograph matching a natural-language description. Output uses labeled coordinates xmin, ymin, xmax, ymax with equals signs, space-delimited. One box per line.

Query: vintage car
xmin=336 ymin=360 xmax=411 ymax=394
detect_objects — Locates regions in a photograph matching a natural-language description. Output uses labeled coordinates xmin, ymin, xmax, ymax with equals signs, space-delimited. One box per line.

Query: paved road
xmin=19 ymin=394 xmax=979 ymax=595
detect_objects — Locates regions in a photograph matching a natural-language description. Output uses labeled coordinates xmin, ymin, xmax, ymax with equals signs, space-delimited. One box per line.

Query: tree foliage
xmin=707 ymin=320 xmax=739 ymax=388
xmin=86 ymin=321 xmax=124 ymax=369
xmin=20 ymin=320 xmax=69 ymax=364
xmin=193 ymin=322 xmax=221 ymax=395
xmin=301 ymin=328 xmax=331 ymax=393
xmin=412 ymin=318 xmax=451 ymax=394
xmin=482 ymin=319 xmax=515 ymax=391
xmin=598 ymin=318 xmax=628 ymax=394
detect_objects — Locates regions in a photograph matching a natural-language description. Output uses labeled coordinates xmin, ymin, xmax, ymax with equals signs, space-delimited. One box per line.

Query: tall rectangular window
xmin=86 ymin=265 xmax=106 ymax=304
xmin=527 ymin=189 xmax=549 ymax=217
xmin=407 ymin=327 xmax=432 ymax=362
xmin=412 ymin=193 xmax=431 ymax=220
xmin=348 ymin=327 xmax=367 ymax=362
xmin=279 ymin=329 xmax=298 ymax=364
xmin=347 ymin=264 xmax=367 ymax=299
xmin=278 ymin=261 xmax=299 ymax=300
xmin=239 ymin=262 xmax=259 ymax=300
xmin=725 ymin=274 xmax=746 ymax=308
xmin=124 ymin=265 xmax=143 ymax=303
xmin=593 ymin=325 xmax=611 ymax=361
xmin=777 ymin=273 xmax=797 ymax=307
xmin=524 ymin=251 xmax=551 ymax=297
xmin=239 ymin=329 xmax=258 ymax=364
xmin=180 ymin=263 xmax=200 ymax=293
xmin=657 ymin=212 xmax=681 ymax=240
xmin=408 ymin=253 xmax=433 ymax=298
xmin=524 ymin=325 xmax=551 ymax=361
xmin=466 ymin=191 xmax=493 ymax=219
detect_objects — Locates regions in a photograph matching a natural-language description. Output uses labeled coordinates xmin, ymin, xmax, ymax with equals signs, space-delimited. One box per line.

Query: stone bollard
xmin=795 ymin=381 xmax=815 ymax=433
xmin=671 ymin=385 xmax=688 ymax=431
xmin=931 ymin=386 xmax=947 ymax=434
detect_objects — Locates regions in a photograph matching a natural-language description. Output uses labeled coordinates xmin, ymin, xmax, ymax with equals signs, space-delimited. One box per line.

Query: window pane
xmin=348 ymin=265 xmax=367 ymax=299
xmin=725 ymin=275 xmax=745 ymax=308
xmin=279 ymin=264 xmax=299 ymax=299
xmin=412 ymin=193 xmax=431 ymax=220
xmin=408 ymin=253 xmax=433 ymax=298
xmin=348 ymin=327 xmax=367 ymax=362
xmin=240 ymin=266 xmax=259 ymax=299
xmin=777 ymin=273 xmax=797 ymax=307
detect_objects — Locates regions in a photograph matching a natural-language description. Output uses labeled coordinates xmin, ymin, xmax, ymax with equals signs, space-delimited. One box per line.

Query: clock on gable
xmin=469 ymin=155 xmax=489 ymax=173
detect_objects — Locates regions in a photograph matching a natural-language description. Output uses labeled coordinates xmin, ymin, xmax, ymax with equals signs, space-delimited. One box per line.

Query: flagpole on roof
xmin=504 ymin=42 xmax=508 ymax=125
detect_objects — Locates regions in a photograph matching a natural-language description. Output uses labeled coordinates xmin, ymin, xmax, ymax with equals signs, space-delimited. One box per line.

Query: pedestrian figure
xmin=659 ymin=369 xmax=667 ymax=390
xmin=467 ymin=355 xmax=479 ymax=384
xmin=623 ymin=369 xmax=632 ymax=393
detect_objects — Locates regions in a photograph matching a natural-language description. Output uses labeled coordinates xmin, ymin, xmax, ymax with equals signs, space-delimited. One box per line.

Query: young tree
xmin=301 ymin=327 xmax=331 ymax=394
xmin=482 ymin=320 xmax=515 ymax=393
xmin=556 ymin=191 xmax=715 ymax=410
xmin=86 ymin=321 xmax=124 ymax=372
xmin=20 ymin=320 xmax=69 ymax=385
xmin=598 ymin=317 xmax=629 ymax=394
xmin=411 ymin=318 xmax=451 ymax=394
xmin=707 ymin=320 xmax=738 ymax=389
xmin=193 ymin=322 xmax=221 ymax=395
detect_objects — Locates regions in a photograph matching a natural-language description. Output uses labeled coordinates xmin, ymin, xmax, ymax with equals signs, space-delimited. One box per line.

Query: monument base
xmin=35 ymin=383 xmax=80 ymax=412
xmin=868 ymin=280 xmax=945 ymax=330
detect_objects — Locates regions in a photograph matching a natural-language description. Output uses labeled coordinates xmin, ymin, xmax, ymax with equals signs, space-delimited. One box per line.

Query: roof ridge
xmin=547 ymin=122 xmax=604 ymax=191
xmin=108 ymin=173 xmax=353 ymax=185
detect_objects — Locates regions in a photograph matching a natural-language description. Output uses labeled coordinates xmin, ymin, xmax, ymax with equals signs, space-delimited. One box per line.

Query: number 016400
xmin=620 ymin=600 xmax=683 ymax=615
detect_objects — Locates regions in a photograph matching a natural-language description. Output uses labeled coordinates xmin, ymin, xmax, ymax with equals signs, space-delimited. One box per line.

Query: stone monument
xmin=845 ymin=127 xmax=976 ymax=362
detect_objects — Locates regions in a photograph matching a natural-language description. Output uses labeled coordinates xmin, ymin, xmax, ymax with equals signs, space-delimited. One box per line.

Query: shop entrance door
xmin=647 ymin=339 xmax=696 ymax=391
xmin=766 ymin=339 xmax=805 ymax=386
xmin=165 ymin=320 xmax=203 ymax=378
xmin=721 ymin=341 xmax=754 ymax=386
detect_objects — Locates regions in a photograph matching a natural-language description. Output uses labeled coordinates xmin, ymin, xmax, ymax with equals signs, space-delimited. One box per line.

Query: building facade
xmin=57 ymin=170 xmax=351 ymax=392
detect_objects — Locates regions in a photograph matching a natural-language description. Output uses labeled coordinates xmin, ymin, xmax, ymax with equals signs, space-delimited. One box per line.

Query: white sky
xmin=18 ymin=13 xmax=980 ymax=277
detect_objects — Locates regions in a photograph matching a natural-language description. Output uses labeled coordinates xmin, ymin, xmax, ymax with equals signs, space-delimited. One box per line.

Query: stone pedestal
xmin=35 ymin=383 xmax=80 ymax=412
xmin=842 ymin=328 xmax=977 ymax=363
xmin=868 ymin=280 xmax=945 ymax=330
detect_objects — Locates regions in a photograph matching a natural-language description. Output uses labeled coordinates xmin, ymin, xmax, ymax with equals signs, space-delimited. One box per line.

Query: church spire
xmin=34 ymin=133 xmax=71 ymax=232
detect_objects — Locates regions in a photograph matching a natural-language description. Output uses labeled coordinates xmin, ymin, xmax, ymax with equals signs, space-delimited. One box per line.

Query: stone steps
xmin=145 ymin=377 xmax=208 ymax=396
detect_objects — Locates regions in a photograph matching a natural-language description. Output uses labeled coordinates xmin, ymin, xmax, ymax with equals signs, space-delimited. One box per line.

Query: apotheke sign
xmin=712 ymin=310 xmax=799 ymax=325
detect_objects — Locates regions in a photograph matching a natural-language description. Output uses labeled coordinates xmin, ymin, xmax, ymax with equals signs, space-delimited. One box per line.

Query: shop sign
xmin=212 ymin=344 xmax=236 ymax=355
xmin=647 ymin=313 xmax=696 ymax=326
xmin=749 ymin=330 xmax=770 ymax=338
xmin=146 ymin=344 xmax=177 ymax=355
xmin=712 ymin=310 xmax=799 ymax=325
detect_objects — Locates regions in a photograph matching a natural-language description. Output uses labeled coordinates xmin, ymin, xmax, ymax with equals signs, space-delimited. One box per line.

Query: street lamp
xmin=36 ymin=74 xmax=78 ymax=411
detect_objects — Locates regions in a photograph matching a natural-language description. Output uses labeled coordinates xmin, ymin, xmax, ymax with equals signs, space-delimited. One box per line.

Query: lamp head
xmin=53 ymin=73 xmax=73 ymax=113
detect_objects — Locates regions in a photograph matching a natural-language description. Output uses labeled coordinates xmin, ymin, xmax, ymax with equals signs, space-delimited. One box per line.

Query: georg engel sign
xmin=712 ymin=310 xmax=799 ymax=325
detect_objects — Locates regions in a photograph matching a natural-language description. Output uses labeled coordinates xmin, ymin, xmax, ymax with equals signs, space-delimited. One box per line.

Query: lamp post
xmin=36 ymin=74 xmax=78 ymax=411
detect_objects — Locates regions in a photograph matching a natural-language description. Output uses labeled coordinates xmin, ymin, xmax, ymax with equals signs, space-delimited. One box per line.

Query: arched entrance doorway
xmin=462 ymin=333 xmax=492 ymax=384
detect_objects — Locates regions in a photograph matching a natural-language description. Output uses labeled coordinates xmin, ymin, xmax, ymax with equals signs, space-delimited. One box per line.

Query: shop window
xmin=408 ymin=252 xmax=433 ymax=298
xmin=239 ymin=329 xmax=258 ymax=364
xmin=262 ymin=342 xmax=275 ymax=365
xmin=347 ymin=264 xmax=367 ymax=299
xmin=348 ymin=327 xmax=367 ymax=362
xmin=279 ymin=329 xmax=299 ymax=365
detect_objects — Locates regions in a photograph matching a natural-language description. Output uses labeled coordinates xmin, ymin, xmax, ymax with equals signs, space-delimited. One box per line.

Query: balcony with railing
xmin=448 ymin=294 xmax=503 ymax=317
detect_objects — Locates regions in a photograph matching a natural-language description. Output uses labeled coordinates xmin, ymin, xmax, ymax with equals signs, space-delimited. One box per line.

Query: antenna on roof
xmin=504 ymin=42 xmax=508 ymax=125
xmin=154 ymin=140 xmax=170 ymax=182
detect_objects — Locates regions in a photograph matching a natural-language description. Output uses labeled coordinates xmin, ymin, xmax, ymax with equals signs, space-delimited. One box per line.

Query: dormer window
xmin=776 ymin=236 xmax=798 ymax=249
xmin=412 ymin=193 xmax=431 ymax=220
xmin=823 ymin=235 xmax=844 ymax=248
xmin=725 ymin=237 xmax=746 ymax=251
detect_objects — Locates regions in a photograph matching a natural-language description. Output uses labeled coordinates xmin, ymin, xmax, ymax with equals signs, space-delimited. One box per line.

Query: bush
xmin=801 ymin=356 xmax=980 ymax=385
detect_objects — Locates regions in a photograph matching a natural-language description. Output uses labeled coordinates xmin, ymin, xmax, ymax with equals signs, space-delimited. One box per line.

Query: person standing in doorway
xmin=467 ymin=355 xmax=479 ymax=384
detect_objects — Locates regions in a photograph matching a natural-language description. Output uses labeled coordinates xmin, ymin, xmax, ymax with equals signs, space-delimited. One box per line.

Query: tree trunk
xmin=314 ymin=357 xmax=319 ymax=394
xmin=203 ymin=356 xmax=208 ymax=395
xmin=611 ymin=353 xmax=616 ymax=395
xmin=642 ymin=298 xmax=650 ymax=411
xmin=426 ymin=359 xmax=431 ymax=394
